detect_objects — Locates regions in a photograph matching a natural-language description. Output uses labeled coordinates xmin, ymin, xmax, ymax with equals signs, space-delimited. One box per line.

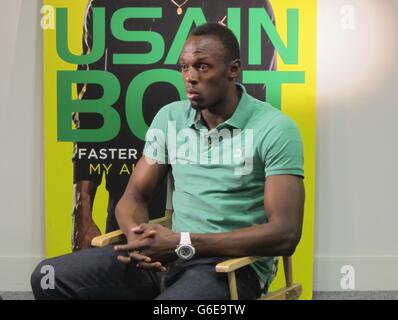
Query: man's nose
xmin=185 ymin=68 xmax=198 ymax=83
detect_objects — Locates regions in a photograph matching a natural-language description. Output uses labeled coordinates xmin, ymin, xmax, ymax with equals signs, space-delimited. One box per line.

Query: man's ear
xmin=229 ymin=59 xmax=241 ymax=79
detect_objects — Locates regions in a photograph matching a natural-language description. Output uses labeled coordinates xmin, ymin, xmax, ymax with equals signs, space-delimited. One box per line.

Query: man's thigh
xmin=156 ymin=259 xmax=261 ymax=300
xmin=31 ymin=245 xmax=161 ymax=300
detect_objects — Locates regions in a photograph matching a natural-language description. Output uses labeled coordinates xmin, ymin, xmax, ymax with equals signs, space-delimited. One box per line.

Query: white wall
xmin=315 ymin=0 xmax=398 ymax=290
xmin=0 ymin=0 xmax=44 ymax=291
xmin=0 ymin=0 xmax=397 ymax=292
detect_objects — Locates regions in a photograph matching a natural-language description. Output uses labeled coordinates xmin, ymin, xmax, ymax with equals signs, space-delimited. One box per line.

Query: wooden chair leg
xmin=227 ymin=271 xmax=239 ymax=300
xmin=283 ymin=256 xmax=293 ymax=287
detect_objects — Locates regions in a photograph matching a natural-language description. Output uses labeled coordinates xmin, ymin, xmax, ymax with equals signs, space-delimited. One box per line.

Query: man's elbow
xmin=115 ymin=194 xmax=130 ymax=224
xmin=115 ymin=200 xmax=122 ymax=222
xmin=280 ymin=231 xmax=302 ymax=256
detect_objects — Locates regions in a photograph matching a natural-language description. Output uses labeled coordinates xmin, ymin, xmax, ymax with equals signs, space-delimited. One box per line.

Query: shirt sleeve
xmin=259 ymin=115 xmax=304 ymax=178
xmin=143 ymin=106 xmax=169 ymax=164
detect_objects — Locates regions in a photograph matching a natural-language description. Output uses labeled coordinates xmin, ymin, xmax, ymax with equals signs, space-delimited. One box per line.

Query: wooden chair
xmin=91 ymin=175 xmax=302 ymax=300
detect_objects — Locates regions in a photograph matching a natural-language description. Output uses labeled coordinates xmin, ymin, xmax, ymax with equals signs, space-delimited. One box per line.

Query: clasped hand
xmin=114 ymin=223 xmax=179 ymax=272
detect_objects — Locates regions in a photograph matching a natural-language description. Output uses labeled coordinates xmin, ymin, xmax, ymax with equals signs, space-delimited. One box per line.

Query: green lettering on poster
xmin=227 ymin=8 xmax=241 ymax=46
xmin=249 ymin=8 xmax=299 ymax=65
xmin=243 ymin=71 xmax=305 ymax=109
xmin=57 ymin=70 xmax=120 ymax=142
xmin=112 ymin=8 xmax=164 ymax=65
xmin=165 ymin=8 xmax=207 ymax=64
xmin=126 ymin=69 xmax=186 ymax=140
xmin=56 ymin=8 xmax=105 ymax=64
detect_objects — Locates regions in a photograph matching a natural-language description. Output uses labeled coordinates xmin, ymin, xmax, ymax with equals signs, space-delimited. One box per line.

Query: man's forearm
xmin=115 ymin=192 xmax=150 ymax=236
xmin=190 ymin=223 xmax=300 ymax=258
xmin=114 ymin=157 xmax=169 ymax=237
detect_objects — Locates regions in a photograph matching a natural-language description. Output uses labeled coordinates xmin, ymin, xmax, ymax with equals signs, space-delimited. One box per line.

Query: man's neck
xmin=200 ymin=84 xmax=241 ymax=130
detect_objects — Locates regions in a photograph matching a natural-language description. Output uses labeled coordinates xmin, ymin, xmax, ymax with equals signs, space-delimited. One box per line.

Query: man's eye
xmin=180 ymin=65 xmax=188 ymax=71
xmin=199 ymin=64 xmax=209 ymax=71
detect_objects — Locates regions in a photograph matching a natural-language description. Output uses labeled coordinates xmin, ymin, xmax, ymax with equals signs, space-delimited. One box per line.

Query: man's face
xmin=179 ymin=35 xmax=236 ymax=110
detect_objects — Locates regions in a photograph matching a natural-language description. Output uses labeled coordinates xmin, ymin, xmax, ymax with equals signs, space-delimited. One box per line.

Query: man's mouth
xmin=187 ymin=89 xmax=200 ymax=100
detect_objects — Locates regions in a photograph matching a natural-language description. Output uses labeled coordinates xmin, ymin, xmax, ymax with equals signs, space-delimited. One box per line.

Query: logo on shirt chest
xmin=146 ymin=122 xmax=255 ymax=175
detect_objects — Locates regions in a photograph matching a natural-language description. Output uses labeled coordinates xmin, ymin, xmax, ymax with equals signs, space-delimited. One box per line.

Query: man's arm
xmin=132 ymin=174 xmax=304 ymax=264
xmin=114 ymin=156 xmax=170 ymax=270
xmin=191 ymin=174 xmax=304 ymax=257
xmin=115 ymin=157 xmax=170 ymax=235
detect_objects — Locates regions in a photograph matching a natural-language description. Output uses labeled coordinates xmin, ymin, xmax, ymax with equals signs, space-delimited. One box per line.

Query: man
xmin=32 ymin=23 xmax=304 ymax=300
xmin=72 ymin=0 xmax=277 ymax=251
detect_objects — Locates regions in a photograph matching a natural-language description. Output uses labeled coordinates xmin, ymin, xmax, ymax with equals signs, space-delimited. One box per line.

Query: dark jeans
xmin=31 ymin=246 xmax=261 ymax=300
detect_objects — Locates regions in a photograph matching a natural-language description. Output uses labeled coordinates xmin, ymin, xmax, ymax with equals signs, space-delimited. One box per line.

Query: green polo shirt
xmin=143 ymin=84 xmax=304 ymax=285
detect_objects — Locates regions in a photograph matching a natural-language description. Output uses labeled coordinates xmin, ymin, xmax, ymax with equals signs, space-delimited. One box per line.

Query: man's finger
xmin=140 ymin=230 xmax=156 ymax=238
xmin=131 ymin=226 xmax=156 ymax=236
xmin=128 ymin=251 xmax=151 ymax=263
xmin=136 ymin=261 xmax=166 ymax=272
xmin=114 ymin=244 xmax=140 ymax=252
xmin=117 ymin=255 xmax=131 ymax=264
xmin=115 ymin=236 xmax=152 ymax=251
xmin=130 ymin=225 xmax=144 ymax=234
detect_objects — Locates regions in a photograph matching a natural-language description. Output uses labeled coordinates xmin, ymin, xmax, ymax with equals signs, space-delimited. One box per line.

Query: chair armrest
xmin=215 ymin=256 xmax=262 ymax=273
xmin=91 ymin=230 xmax=125 ymax=247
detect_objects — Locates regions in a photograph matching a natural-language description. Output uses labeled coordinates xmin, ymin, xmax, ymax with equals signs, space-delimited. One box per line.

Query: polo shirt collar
xmin=187 ymin=108 xmax=202 ymax=128
xmin=186 ymin=83 xmax=252 ymax=130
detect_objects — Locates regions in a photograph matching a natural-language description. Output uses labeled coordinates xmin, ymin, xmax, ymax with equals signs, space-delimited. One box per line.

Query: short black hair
xmin=189 ymin=22 xmax=240 ymax=62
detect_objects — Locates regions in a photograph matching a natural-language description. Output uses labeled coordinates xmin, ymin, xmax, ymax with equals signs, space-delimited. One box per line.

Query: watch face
xmin=178 ymin=245 xmax=194 ymax=259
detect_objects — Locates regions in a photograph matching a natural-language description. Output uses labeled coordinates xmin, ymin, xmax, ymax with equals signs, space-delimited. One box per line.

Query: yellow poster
xmin=43 ymin=0 xmax=316 ymax=299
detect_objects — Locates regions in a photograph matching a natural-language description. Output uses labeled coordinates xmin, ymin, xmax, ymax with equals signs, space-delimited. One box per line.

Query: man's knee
xmin=31 ymin=256 xmax=71 ymax=300
xmin=31 ymin=260 xmax=54 ymax=299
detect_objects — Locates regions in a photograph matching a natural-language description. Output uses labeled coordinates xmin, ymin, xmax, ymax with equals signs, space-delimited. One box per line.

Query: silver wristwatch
xmin=175 ymin=232 xmax=195 ymax=260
